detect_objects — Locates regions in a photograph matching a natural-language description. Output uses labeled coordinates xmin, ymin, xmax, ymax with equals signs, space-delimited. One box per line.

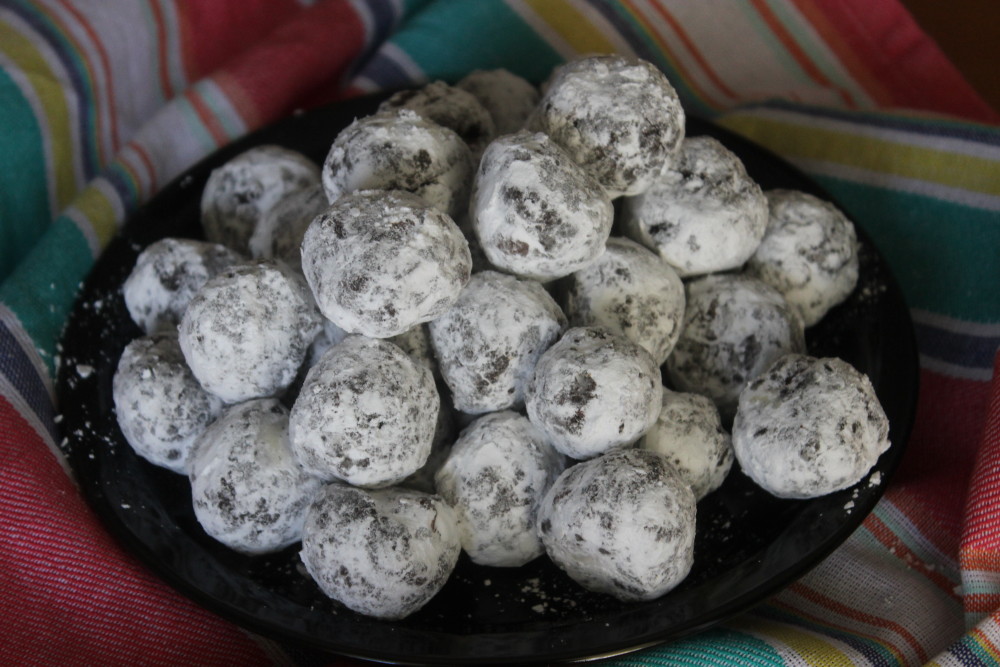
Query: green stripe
xmin=0 ymin=215 xmax=95 ymax=374
xmin=0 ymin=66 xmax=51 ymax=283
xmin=812 ymin=176 xmax=1000 ymax=322
xmin=390 ymin=1 xmax=563 ymax=85
xmin=606 ymin=628 xmax=785 ymax=666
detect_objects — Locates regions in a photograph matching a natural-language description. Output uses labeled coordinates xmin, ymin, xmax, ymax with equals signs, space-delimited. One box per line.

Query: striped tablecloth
xmin=2 ymin=1 xmax=998 ymax=664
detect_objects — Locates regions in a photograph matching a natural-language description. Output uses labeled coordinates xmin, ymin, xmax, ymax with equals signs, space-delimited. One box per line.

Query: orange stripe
xmin=54 ymin=0 xmax=118 ymax=157
xmin=641 ymin=1 xmax=740 ymax=101
xmin=130 ymin=141 xmax=158 ymax=197
xmin=971 ymin=625 xmax=1000 ymax=661
xmin=960 ymin=548 xmax=1000 ymax=571
xmin=147 ymin=0 xmax=175 ymax=99
xmin=785 ymin=581 xmax=929 ymax=663
xmin=787 ymin=0 xmax=894 ymax=108
xmin=618 ymin=1 xmax=724 ymax=111
xmin=185 ymin=88 xmax=229 ymax=146
xmin=766 ymin=597 xmax=910 ymax=665
xmin=965 ymin=593 xmax=1000 ymax=614
xmin=864 ymin=513 xmax=961 ymax=600
xmin=750 ymin=0 xmax=856 ymax=108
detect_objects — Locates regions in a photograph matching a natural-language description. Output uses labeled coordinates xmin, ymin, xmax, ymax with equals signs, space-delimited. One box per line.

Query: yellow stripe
xmin=738 ymin=616 xmax=856 ymax=667
xmin=523 ymin=0 xmax=617 ymax=54
xmin=718 ymin=114 xmax=1000 ymax=197
xmin=0 ymin=19 xmax=78 ymax=210
xmin=70 ymin=183 xmax=117 ymax=247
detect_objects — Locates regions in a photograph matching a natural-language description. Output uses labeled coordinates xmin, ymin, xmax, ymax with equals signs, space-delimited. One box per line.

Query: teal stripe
xmin=0 ymin=66 xmax=51 ymax=283
xmin=193 ymin=81 xmax=243 ymax=140
xmin=0 ymin=215 xmax=95 ymax=374
xmin=606 ymin=628 xmax=786 ymax=666
xmin=389 ymin=1 xmax=563 ymax=85
xmin=811 ymin=176 xmax=1000 ymax=322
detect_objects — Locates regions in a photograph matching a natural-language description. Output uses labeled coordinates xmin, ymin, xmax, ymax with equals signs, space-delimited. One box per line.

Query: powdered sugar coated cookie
xmin=537 ymin=448 xmax=696 ymax=601
xmin=189 ymin=398 xmax=322 ymax=554
xmin=112 ymin=331 xmax=224 ymax=474
xmin=732 ymin=354 xmax=890 ymax=499
xmin=525 ymin=327 xmax=663 ymax=459
xmin=746 ymin=189 xmax=859 ymax=326
xmin=434 ymin=411 xmax=566 ymax=567
xmin=622 ymin=135 xmax=768 ymax=277
xmin=300 ymin=484 xmax=460 ymax=619
xmin=456 ymin=68 xmax=539 ymax=135
xmin=528 ymin=54 xmax=685 ymax=198
xmin=248 ymin=183 xmax=327 ymax=272
xmin=301 ymin=190 xmax=472 ymax=338
xmin=561 ymin=236 xmax=685 ymax=365
xmin=378 ymin=81 xmax=496 ymax=159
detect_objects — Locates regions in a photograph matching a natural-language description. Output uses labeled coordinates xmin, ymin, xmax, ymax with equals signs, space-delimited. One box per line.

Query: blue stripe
xmin=343 ymin=0 xmax=405 ymax=83
xmin=0 ymin=319 xmax=57 ymax=443
xmin=948 ymin=638 xmax=991 ymax=667
xmin=8 ymin=0 xmax=101 ymax=179
xmin=913 ymin=321 xmax=999 ymax=371
xmin=355 ymin=48 xmax=420 ymax=89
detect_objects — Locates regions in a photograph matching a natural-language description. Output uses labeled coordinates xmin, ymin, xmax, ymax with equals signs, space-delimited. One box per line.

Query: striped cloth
xmin=1 ymin=0 xmax=998 ymax=664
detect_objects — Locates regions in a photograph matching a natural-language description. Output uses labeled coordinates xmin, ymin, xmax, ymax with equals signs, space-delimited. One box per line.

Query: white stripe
xmin=117 ymin=143 xmax=155 ymax=200
xmin=876 ymin=501 xmax=960 ymax=575
xmin=504 ymin=0 xmax=579 ymax=61
xmin=379 ymin=41 xmax=426 ymax=84
xmin=350 ymin=75 xmax=380 ymax=94
xmin=347 ymin=0 xmax=377 ymax=50
xmin=571 ymin=0 xmax=636 ymax=56
xmin=911 ymin=309 xmax=1000 ymax=337
xmin=155 ymin=0 xmax=188 ymax=101
xmin=920 ymin=354 xmax=994 ymax=382
xmin=746 ymin=106 xmax=1000 ymax=161
xmin=92 ymin=175 xmax=127 ymax=231
xmin=0 ymin=304 xmax=55 ymax=403
xmin=0 ymin=371 xmax=72 ymax=481
xmin=791 ymin=157 xmax=1000 ymax=212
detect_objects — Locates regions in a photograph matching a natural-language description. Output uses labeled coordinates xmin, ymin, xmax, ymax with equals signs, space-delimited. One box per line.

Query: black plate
xmin=56 ymin=94 xmax=918 ymax=665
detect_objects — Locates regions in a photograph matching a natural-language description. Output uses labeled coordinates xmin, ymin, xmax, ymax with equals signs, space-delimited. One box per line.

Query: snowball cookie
xmin=301 ymin=484 xmax=460 ymax=619
xmin=428 ymin=270 xmax=567 ymax=414
xmin=321 ymin=109 xmax=474 ymax=221
xmin=434 ymin=411 xmax=567 ymax=567
xmin=733 ymin=354 xmax=890 ymax=499
xmin=666 ymin=274 xmax=805 ymax=421
xmin=178 ymin=260 xmax=323 ymax=403
xmin=638 ymin=389 xmax=733 ymax=500
xmin=289 ymin=335 xmax=439 ymax=488
xmin=526 ymin=327 xmax=663 ymax=459
xmin=201 ymin=145 xmax=320 ymax=253
xmin=622 ymin=135 xmax=768 ymax=277
xmin=561 ymin=237 xmax=685 ymax=365
xmin=301 ymin=190 xmax=472 ymax=338
xmin=528 ymin=54 xmax=685 ymax=198
xmin=537 ymin=448 xmax=696 ymax=601
xmin=112 ymin=331 xmax=224 ymax=474
xmin=456 ymin=68 xmax=540 ymax=135
xmin=378 ymin=81 xmax=496 ymax=159
xmin=123 ymin=237 xmax=243 ymax=335
xmin=189 ymin=398 xmax=323 ymax=554
xmin=248 ymin=183 xmax=327 ymax=271
xmin=745 ymin=189 xmax=860 ymax=326
xmin=470 ymin=130 xmax=613 ymax=281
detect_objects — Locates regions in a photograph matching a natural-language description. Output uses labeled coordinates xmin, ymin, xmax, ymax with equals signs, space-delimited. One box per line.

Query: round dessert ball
xmin=398 ymin=391 xmax=456 ymax=494
xmin=178 ymin=260 xmax=323 ymax=403
xmin=732 ymin=354 xmax=890 ymax=499
xmin=665 ymin=274 xmax=805 ymax=421
xmin=300 ymin=483 xmax=460 ymax=620
xmin=745 ymin=189 xmax=860 ymax=326
xmin=288 ymin=335 xmax=439 ymax=488
xmin=537 ymin=448 xmax=696 ymax=601
xmin=248 ymin=183 xmax=327 ymax=272
xmin=189 ymin=398 xmax=322 ymax=554
xmin=321 ymin=109 xmax=474 ymax=221
xmin=200 ymin=145 xmax=320 ymax=253
xmin=378 ymin=80 xmax=496 ymax=159
xmin=525 ymin=327 xmax=663 ymax=459
xmin=528 ymin=54 xmax=685 ymax=198
xmin=470 ymin=130 xmax=613 ymax=281
xmin=561 ymin=236 xmax=685 ymax=365
xmin=622 ymin=135 xmax=769 ymax=277
xmin=456 ymin=68 xmax=540 ymax=135
xmin=434 ymin=411 xmax=566 ymax=567
xmin=428 ymin=270 xmax=567 ymax=414
xmin=638 ymin=389 xmax=733 ymax=500
xmin=112 ymin=331 xmax=224 ymax=474
xmin=123 ymin=237 xmax=243 ymax=335
xmin=301 ymin=190 xmax=472 ymax=338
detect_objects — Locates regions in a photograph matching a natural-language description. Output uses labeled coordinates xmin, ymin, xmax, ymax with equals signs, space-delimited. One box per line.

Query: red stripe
xmin=750 ymin=0 xmax=857 ymax=107
xmin=962 ymin=352 xmax=1000 ymax=551
xmin=185 ymin=88 xmax=230 ymax=146
xmin=863 ymin=512 xmax=961 ymax=599
xmin=808 ymin=0 xmax=1000 ymax=123
xmin=147 ymin=0 xmax=176 ymax=100
xmin=0 ymin=397 xmax=269 ymax=665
